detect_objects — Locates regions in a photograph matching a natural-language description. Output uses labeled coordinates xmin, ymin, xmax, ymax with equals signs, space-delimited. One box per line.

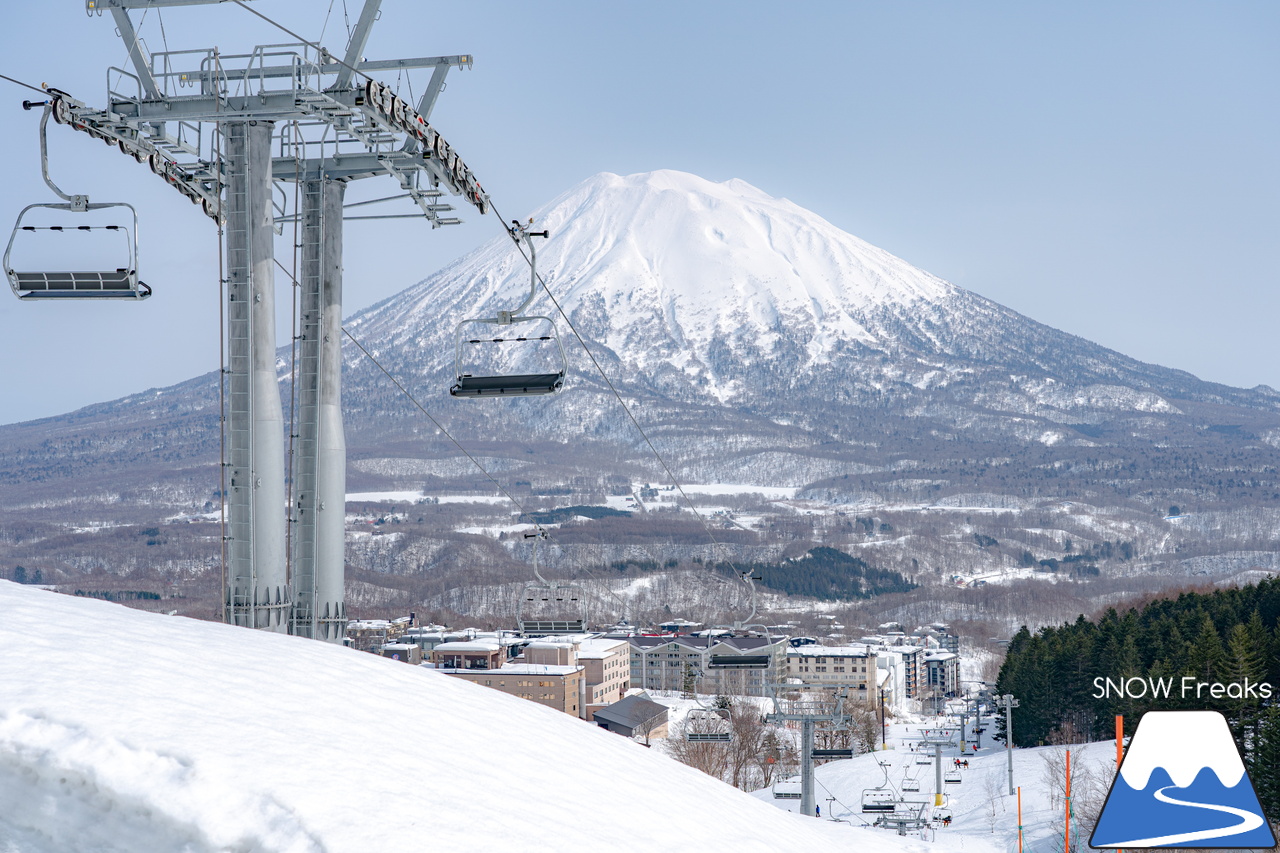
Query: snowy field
xmin=346 ymin=490 xmax=510 ymax=505
xmin=2 ymin=581 xmax=1002 ymax=853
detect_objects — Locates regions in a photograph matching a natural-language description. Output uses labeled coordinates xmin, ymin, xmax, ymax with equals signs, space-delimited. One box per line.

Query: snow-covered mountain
xmin=349 ymin=169 xmax=1273 ymax=419
xmin=5 ymin=169 xmax=1280 ymax=616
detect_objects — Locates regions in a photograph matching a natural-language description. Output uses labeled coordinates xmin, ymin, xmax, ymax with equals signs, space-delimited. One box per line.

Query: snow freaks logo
xmin=1089 ymin=711 xmax=1276 ymax=849
xmin=1091 ymin=676 xmax=1273 ymax=701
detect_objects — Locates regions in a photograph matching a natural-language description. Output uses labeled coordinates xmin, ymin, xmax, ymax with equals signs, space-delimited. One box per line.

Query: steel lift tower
xmin=43 ymin=0 xmax=488 ymax=639
xmin=765 ymin=685 xmax=854 ymax=818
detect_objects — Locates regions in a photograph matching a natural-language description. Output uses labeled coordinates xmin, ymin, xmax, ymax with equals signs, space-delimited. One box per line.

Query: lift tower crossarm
xmin=91 ymin=0 xmax=242 ymax=8
xmin=334 ymin=0 xmax=381 ymax=90
xmin=108 ymin=7 xmax=161 ymax=100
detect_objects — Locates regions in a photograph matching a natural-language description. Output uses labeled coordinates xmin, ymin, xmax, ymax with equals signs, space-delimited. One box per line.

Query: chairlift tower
xmin=43 ymin=0 xmax=489 ymax=639
xmin=765 ymin=683 xmax=854 ymax=818
xmin=911 ymin=728 xmax=958 ymax=807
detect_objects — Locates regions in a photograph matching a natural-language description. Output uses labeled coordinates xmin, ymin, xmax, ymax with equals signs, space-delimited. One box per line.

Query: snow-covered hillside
xmin=1 ymin=580 xmax=989 ymax=853
xmin=754 ymin=718 xmax=1122 ymax=853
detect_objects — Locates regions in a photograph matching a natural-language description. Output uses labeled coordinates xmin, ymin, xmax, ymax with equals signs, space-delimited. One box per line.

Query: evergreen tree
xmin=1250 ymin=706 xmax=1280 ymax=819
xmin=1185 ymin=614 xmax=1228 ymax=687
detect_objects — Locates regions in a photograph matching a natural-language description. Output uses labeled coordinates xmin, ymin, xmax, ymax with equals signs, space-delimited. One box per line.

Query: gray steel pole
xmin=291 ymin=178 xmax=347 ymax=641
xmin=224 ymin=120 xmax=289 ymax=631
xmin=935 ymin=744 xmax=944 ymax=807
xmin=800 ymin=718 xmax=816 ymax=817
xmin=1005 ymin=700 xmax=1015 ymax=795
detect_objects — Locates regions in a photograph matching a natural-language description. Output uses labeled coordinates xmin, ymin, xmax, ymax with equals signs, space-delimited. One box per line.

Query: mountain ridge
xmin=4 ymin=169 xmax=1280 ymax=629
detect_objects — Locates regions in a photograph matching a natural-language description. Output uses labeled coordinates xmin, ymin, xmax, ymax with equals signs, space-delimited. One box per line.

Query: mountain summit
xmin=350 ymin=169 xmax=1272 ymax=421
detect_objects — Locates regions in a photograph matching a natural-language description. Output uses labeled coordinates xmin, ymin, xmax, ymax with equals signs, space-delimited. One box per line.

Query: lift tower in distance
xmin=48 ymin=0 xmax=489 ymax=639
xmin=765 ymin=684 xmax=855 ymax=818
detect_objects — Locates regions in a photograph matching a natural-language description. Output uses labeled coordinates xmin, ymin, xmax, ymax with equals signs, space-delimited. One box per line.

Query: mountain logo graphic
xmin=1090 ymin=710 xmax=1275 ymax=848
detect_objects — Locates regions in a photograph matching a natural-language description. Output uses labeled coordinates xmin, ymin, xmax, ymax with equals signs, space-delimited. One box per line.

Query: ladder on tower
xmin=223 ymin=134 xmax=254 ymax=626
xmin=290 ymin=182 xmax=324 ymax=637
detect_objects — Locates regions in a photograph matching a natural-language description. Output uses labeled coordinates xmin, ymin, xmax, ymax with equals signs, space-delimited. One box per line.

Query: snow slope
xmin=754 ymin=718 xmax=1120 ymax=853
xmin=2 ymin=581 xmax=958 ymax=853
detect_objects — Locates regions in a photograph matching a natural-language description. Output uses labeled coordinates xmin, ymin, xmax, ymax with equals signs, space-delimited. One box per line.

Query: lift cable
xmin=340 ymin=327 xmax=539 ymax=524
xmin=231 ymin=1 xmax=374 ymax=85
xmin=0 ymin=73 xmax=47 ymax=96
xmin=318 ymin=0 xmax=336 ymax=45
xmin=338 ymin=323 xmax=632 ymax=618
xmin=484 ymin=198 xmax=725 ymax=557
xmin=815 ymin=776 xmax=874 ymax=827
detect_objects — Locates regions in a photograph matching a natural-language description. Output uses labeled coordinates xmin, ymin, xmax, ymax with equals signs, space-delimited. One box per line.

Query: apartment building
xmin=923 ymin=650 xmax=960 ymax=699
xmin=785 ymin=645 xmax=879 ymax=703
xmin=575 ymin=638 xmax=631 ymax=714
xmin=622 ymin=635 xmax=788 ymax=697
xmin=428 ymin=641 xmax=584 ymax=716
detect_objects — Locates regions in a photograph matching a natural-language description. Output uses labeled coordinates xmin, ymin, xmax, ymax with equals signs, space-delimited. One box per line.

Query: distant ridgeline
xmin=716 ymin=546 xmax=918 ymax=601
xmin=995 ymin=577 xmax=1280 ymax=816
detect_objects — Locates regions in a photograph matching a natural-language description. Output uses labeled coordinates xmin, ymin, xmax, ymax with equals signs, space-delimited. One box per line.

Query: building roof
xmin=622 ymin=636 xmax=782 ymax=652
xmin=593 ymin=695 xmax=668 ymax=730
xmin=493 ymin=663 xmax=582 ymax=676
xmin=576 ymin=638 xmax=629 ymax=659
xmin=433 ymin=641 xmax=501 ymax=653
xmin=786 ymin=645 xmax=873 ymax=658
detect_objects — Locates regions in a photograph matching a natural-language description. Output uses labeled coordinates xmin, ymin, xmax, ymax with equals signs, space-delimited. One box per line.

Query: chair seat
xmin=451 ymin=372 xmax=564 ymax=397
xmin=10 ymin=269 xmax=149 ymax=298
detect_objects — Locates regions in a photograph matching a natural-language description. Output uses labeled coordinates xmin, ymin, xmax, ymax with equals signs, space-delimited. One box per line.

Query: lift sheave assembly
xmin=451 ymin=221 xmax=567 ymax=397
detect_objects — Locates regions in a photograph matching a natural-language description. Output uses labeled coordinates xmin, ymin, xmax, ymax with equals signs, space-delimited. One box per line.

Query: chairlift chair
xmin=915 ymin=754 xmax=932 ymax=765
xmin=451 ymin=221 xmax=566 ymax=397
xmin=515 ymin=530 xmax=586 ymax=634
xmin=902 ymin=778 xmax=921 ymax=792
xmin=772 ymin=778 xmax=802 ymax=800
xmin=5 ymin=203 xmax=150 ymax=300
xmin=6 ymin=102 xmax=150 ymax=301
xmin=684 ymin=708 xmax=732 ymax=743
xmin=944 ymin=769 xmax=962 ymax=784
xmin=861 ymin=790 xmax=897 ymax=813
xmin=707 ymin=654 xmax=771 ymax=669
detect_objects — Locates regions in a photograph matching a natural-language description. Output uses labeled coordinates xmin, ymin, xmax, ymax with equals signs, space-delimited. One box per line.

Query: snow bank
xmin=0 ymin=581 xmax=924 ymax=852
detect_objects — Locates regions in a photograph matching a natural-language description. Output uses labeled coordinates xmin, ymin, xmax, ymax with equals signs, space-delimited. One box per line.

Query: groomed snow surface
xmin=2 ymin=581 xmax=956 ymax=853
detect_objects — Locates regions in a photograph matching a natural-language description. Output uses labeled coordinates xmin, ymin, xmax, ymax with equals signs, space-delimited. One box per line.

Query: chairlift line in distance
xmin=451 ymin=220 xmax=567 ymax=398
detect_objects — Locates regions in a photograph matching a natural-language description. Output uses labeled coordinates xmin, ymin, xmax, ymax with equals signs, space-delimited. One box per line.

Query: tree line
xmin=995 ymin=577 xmax=1280 ymax=815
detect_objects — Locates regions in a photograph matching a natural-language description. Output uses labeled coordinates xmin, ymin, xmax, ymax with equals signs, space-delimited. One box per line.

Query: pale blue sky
xmin=1 ymin=1 xmax=1276 ymax=424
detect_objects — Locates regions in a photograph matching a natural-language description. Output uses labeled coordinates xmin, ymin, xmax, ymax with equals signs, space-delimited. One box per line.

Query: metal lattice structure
xmin=765 ymin=682 xmax=855 ymax=818
xmin=34 ymin=0 xmax=492 ymax=639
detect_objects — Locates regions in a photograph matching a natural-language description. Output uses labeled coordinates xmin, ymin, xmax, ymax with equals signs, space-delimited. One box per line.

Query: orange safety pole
xmin=1065 ymin=749 xmax=1072 ymax=853
xmin=1115 ymin=716 xmax=1124 ymax=853
xmin=1018 ymin=786 xmax=1024 ymax=853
